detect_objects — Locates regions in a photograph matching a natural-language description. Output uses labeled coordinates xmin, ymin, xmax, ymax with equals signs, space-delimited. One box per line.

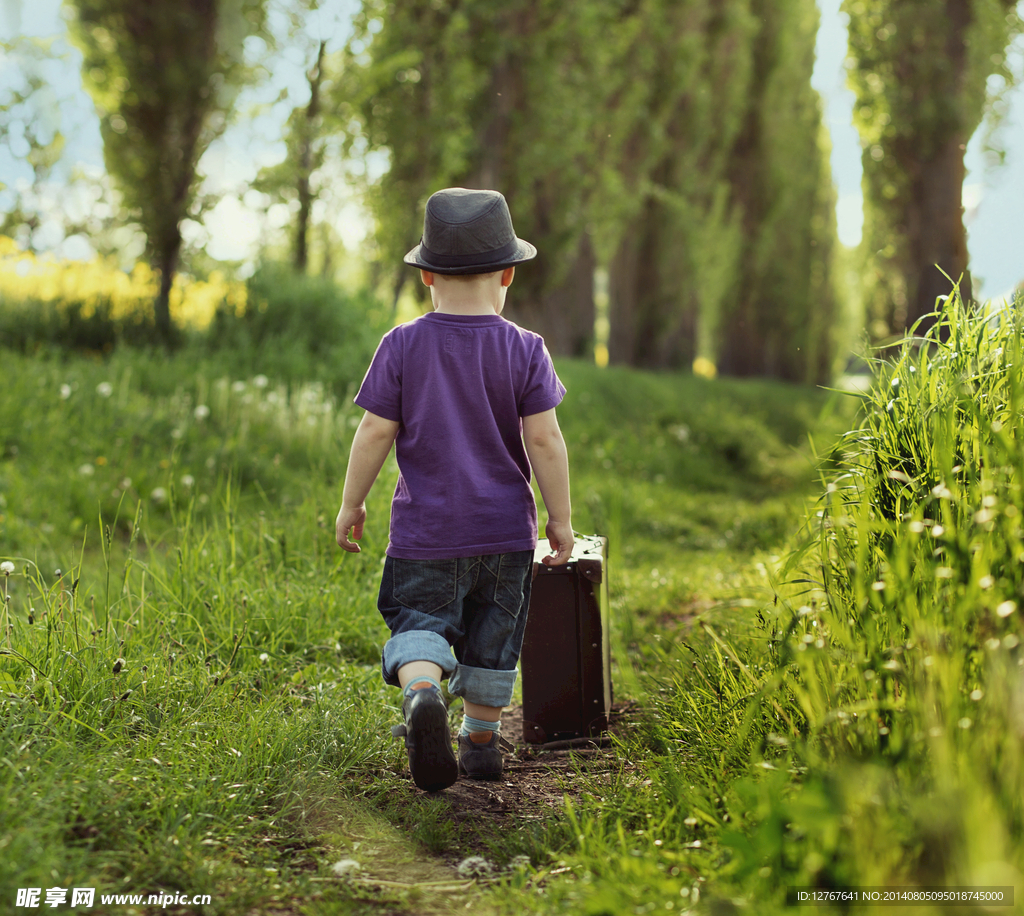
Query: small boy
xmin=336 ymin=188 xmax=573 ymax=792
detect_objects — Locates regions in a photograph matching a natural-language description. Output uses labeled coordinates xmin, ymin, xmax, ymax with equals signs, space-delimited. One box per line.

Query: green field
xmin=3 ymin=293 xmax=1023 ymax=914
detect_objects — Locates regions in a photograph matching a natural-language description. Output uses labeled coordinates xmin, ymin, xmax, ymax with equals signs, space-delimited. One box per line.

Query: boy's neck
xmin=433 ymin=301 xmax=501 ymax=316
xmin=425 ymin=270 xmax=510 ymax=316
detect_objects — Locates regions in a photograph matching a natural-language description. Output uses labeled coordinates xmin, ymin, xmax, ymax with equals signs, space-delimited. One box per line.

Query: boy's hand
xmin=336 ymin=504 xmax=367 ymax=553
xmin=542 ymin=520 xmax=574 ymax=566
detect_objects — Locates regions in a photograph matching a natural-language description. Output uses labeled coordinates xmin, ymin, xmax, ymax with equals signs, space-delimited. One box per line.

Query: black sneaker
xmin=390 ymin=687 xmax=458 ymax=792
xmin=457 ymin=732 xmax=503 ymax=781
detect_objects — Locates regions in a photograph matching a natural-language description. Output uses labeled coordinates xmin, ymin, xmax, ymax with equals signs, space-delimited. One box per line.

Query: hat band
xmin=418 ymin=238 xmax=520 ymax=268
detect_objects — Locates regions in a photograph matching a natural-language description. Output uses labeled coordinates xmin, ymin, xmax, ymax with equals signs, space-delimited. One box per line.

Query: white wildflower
xmin=253 ymin=374 xmax=268 ymax=388
xmin=331 ymin=859 xmax=360 ymax=878
xmin=0 ymin=561 xmax=14 ymax=575
xmin=259 ymin=653 xmax=269 ymax=663
xmin=996 ymin=600 xmax=1016 ymax=618
xmin=180 ymin=474 xmax=195 ymax=489
xmin=96 ymin=382 xmax=113 ymax=398
xmin=150 ymin=487 xmax=167 ymax=503
xmin=60 ymin=384 xmax=72 ymax=399
xmin=79 ymin=463 xmax=95 ymax=476
xmin=232 ymin=380 xmax=246 ymax=393
xmin=194 ymin=404 xmax=210 ymax=420
xmin=457 ymin=856 xmax=493 ymax=878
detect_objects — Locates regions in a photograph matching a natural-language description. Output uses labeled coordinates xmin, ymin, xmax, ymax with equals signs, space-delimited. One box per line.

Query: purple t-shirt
xmin=354 ymin=312 xmax=566 ymax=559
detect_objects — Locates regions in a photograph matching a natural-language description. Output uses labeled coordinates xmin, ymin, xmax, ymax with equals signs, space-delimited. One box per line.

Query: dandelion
xmin=457 ymin=856 xmax=493 ymax=878
xmin=60 ymin=383 xmax=72 ymax=399
xmin=0 ymin=561 xmax=14 ymax=576
xmin=180 ymin=474 xmax=195 ymax=489
xmin=79 ymin=464 xmax=95 ymax=476
xmin=908 ymin=520 xmax=925 ymax=533
xmin=96 ymin=381 xmax=113 ymax=398
xmin=231 ymin=381 xmax=246 ymax=394
xmin=931 ymin=525 xmax=945 ymax=537
xmin=996 ymin=600 xmax=1016 ymax=618
xmin=253 ymin=374 xmax=268 ymax=388
xmin=259 ymin=652 xmax=269 ymax=663
xmin=150 ymin=487 xmax=167 ymax=503
xmin=119 ymin=477 xmax=132 ymax=490
xmin=979 ymin=575 xmax=995 ymax=590
xmin=970 ymin=689 xmax=984 ymax=701
xmin=194 ymin=404 xmax=210 ymax=420
xmin=331 ymin=859 xmax=360 ymax=878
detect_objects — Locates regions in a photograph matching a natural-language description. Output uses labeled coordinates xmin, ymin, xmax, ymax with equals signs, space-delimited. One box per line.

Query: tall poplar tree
xmin=605 ymin=0 xmax=757 ymax=370
xmin=341 ymin=0 xmax=838 ymax=379
xmin=718 ymin=0 xmax=839 ymax=383
xmin=844 ymin=0 xmax=1021 ymax=337
xmin=339 ymin=0 xmax=612 ymax=354
xmin=67 ymin=0 xmax=267 ymax=344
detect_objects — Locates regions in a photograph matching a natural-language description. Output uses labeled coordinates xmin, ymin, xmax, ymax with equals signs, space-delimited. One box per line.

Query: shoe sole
xmin=458 ymin=762 xmax=503 ymax=781
xmin=407 ymin=698 xmax=458 ymax=792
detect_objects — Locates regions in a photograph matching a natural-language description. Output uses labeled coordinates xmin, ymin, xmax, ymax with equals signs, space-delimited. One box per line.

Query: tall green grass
xmin=497 ymin=292 xmax=1024 ymax=914
xmin=1 ymin=332 xmax=840 ymax=912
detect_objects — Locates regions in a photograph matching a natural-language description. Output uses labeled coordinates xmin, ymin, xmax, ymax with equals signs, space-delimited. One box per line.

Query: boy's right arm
xmin=336 ymin=410 xmax=400 ymax=553
xmin=522 ymin=408 xmax=573 ymax=566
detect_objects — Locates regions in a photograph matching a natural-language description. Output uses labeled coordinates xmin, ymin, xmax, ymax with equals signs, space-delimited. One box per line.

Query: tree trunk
xmin=504 ymin=234 xmax=594 ymax=357
xmin=607 ymin=190 xmax=696 ymax=370
xmin=154 ymin=233 xmax=181 ymax=347
xmin=295 ymin=40 xmax=326 ymax=273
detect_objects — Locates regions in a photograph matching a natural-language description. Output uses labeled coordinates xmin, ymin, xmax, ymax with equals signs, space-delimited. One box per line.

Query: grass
xmin=495 ymin=292 xmax=1024 ymax=915
xmin=0 ymin=333 xmax=845 ymax=913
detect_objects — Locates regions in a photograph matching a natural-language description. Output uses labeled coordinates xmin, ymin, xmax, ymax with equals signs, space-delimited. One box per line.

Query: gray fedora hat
xmin=403 ymin=187 xmax=537 ymax=275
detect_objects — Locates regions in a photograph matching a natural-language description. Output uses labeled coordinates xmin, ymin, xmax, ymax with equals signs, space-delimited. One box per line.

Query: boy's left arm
xmin=336 ymin=410 xmax=400 ymax=553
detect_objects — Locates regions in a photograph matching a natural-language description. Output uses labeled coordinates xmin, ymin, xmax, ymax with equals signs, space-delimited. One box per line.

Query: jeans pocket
xmin=393 ymin=558 xmax=458 ymax=614
xmin=494 ymin=551 xmax=533 ymax=617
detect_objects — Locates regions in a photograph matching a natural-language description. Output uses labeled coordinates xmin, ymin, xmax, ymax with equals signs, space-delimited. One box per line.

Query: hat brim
xmin=403 ymin=238 xmax=537 ymax=275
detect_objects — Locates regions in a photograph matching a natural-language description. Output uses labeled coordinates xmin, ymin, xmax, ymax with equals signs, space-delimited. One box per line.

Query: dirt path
xmin=436 ymin=702 xmax=638 ymax=830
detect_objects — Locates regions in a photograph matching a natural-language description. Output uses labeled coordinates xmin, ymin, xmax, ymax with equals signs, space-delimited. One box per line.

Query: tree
xmin=339 ymin=0 xmax=613 ymax=354
xmin=340 ymin=0 xmax=838 ymax=377
xmin=844 ymin=0 xmax=1022 ymax=338
xmin=605 ymin=0 xmax=756 ymax=370
xmin=718 ymin=0 xmax=839 ymax=383
xmin=67 ymin=0 xmax=267 ymax=344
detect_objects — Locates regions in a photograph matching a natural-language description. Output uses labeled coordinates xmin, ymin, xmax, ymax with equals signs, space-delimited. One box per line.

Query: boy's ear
xmin=501 ymin=266 xmax=515 ymax=288
xmin=420 ymin=269 xmax=435 ymax=287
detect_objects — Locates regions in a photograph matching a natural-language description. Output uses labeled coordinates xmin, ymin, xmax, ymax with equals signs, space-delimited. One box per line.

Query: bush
xmin=205 ymin=263 xmax=389 ymax=392
xmin=0 ymin=238 xmax=246 ymax=351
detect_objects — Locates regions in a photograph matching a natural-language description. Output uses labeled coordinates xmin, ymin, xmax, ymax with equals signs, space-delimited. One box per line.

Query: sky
xmin=2 ymin=0 xmax=1022 ymax=299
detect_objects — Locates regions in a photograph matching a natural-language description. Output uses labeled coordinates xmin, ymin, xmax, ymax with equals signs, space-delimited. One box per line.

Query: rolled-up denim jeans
xmin=377 ymin=551 xmax=533 ymax=708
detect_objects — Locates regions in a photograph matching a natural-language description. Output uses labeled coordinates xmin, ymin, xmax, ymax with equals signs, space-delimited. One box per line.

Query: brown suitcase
xmin=520 ymin=535 xmax=612 ymax=744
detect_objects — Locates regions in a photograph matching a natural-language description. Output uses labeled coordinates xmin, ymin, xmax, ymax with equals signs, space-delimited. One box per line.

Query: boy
xmin=336 ymin=188 xmax=573 ymax=792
